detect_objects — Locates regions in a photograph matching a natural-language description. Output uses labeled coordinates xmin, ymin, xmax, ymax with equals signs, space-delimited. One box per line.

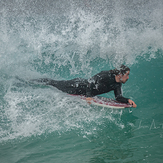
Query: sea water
xmin=0 ymin=0 xmax=163 ymax=162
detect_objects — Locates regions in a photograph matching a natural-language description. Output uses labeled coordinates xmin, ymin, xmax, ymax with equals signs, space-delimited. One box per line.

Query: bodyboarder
xmin=30 ymin=65 xmax=137 ymax=108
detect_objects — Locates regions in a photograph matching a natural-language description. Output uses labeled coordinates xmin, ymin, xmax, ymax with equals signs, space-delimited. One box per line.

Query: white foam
xmin=1 ymin=1 xmax=163 ymax=74
xmin=0 ymin=81 xmax=125 ymax=142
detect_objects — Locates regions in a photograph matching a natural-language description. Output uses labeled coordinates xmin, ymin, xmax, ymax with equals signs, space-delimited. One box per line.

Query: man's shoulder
xmin=115 ymin=82 xmax=122 ymax=87
xmin=100 ymin=70 xmax=112 ymax=74
xmin=100 ymin=70 xmax=116 ymax=76
xmin=91 ymin=70 xmax=115 ymax=80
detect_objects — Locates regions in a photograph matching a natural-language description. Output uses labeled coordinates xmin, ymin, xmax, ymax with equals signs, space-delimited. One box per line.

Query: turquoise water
xmin=0 ymin=0 xmax=163 ymax=162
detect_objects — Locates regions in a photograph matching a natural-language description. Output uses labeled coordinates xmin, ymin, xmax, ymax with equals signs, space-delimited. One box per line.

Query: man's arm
xmin=114 ymin=85 xmax=129 ymax=103
xmin=114 ymin=85 xmax=137 ymax=107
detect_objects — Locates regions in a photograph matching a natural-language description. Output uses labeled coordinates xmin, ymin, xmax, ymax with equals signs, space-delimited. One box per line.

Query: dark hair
xmin=111 ymin=64 xmax=130 ymax=75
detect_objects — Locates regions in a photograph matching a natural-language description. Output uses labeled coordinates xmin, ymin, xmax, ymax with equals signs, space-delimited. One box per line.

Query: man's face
xmin=120 ymin=71 xmax=130 ymax=83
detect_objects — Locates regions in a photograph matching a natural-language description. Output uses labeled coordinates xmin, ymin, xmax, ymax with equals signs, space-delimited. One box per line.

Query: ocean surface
xmin=0 ymin=0 xmax=163 ymax=162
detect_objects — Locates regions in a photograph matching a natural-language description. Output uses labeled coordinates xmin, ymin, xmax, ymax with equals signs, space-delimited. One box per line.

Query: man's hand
xmin=85 ymin=97 xmax=94 ymax=104
xmin=128 ymin=99 xmax=137 ymax=108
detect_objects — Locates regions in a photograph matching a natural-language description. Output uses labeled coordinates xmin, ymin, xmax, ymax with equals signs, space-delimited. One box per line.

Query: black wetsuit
xmin=32 ymin=71 xmax=129 ymax=103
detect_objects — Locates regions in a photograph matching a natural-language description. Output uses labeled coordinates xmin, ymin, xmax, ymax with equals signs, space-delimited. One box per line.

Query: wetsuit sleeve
xmin=114 ymin=85 xmax=129 ymax=103
xmin=85 ymin=83 xmax=94 ymax=97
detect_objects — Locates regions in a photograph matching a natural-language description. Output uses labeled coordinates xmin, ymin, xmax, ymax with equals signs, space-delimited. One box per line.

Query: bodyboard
xmin=69 ymin=95 xmax=132 ymax=109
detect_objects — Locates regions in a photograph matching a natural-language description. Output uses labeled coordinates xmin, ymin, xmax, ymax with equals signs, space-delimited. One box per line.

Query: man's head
xmin=119 ymin=64 xmax=130 ymax=75
xmin=119 ymin=70 xmax=130 ymax=83
xmin=114 ymin=65 xmax=130 ymax=83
